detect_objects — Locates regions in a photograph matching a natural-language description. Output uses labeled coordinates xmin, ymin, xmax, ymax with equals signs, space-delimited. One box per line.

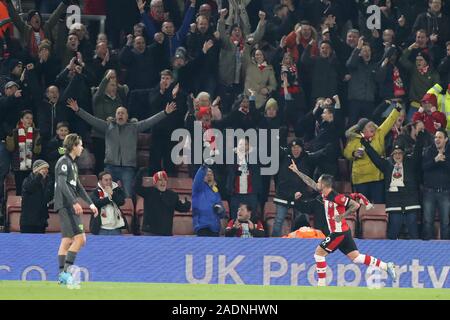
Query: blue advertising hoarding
xmin=0 ymin=234 xmax=449 ymax=288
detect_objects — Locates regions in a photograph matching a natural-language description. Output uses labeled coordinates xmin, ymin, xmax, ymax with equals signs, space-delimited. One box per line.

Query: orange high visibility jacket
xmin=283 ymin=227 xmax=326 ymax=239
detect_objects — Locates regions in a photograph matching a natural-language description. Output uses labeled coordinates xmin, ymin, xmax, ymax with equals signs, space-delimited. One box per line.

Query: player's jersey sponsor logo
xmin=61 ymin=164 xmax=67 ymax=172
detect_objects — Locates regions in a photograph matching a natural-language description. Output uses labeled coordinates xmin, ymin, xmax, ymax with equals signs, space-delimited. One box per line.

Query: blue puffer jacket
xmin=192 ymin=165 xmax=223 ymax=233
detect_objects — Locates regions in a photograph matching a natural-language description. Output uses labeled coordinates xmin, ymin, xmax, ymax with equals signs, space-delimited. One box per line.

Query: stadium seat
xmin=6 ymin=196 xmax=21 ymax=232
xmin=167 ymin=177 xmax=193 ymax=194
xmin=359 ymin=204 xmax=387 ymax=239
xmin=79 ymin=175 xmax=98 ymax=192
xmin=4 ymin=173 xmax=15 ymax=196
xmin=137 ymin=133 xmax=152 ymax=151
xmin=335 ymin=181 xmax=352 ymax=194
xmin=137 ymin=150 xmax=150 ymax=168
xmin=120 ymin=198 xmax=135 ymax=234
xmin=337 ymin=158 xmax=351 ymax=181
xmin=173 ymin=213 xmax=194 ymax=235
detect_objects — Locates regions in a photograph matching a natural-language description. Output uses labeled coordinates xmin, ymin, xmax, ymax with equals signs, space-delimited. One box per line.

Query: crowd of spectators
xmin=0 ymin=0 xmax=449 ymax=239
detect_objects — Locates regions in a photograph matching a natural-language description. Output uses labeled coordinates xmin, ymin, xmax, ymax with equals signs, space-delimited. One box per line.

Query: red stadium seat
xmin=6 ymin=195 xmax=21 ymax=232
xmin=137 ymin=150 xmax=150 ymax=168
xmin=335 ymin=181 xmax=352 ymax=194
xmin=173 ymin=213 xmax=194 ymax=235
xmin=79 ymin=175 xmax=98 ymax=192
xmin=167 ymin=177 xmax=193 ymax=194
xmin=4 ymin=173 xmax=15 ymax=196
xmin=337 ymin=158 xmax=351 ymax=181
xmin=359 ymin=204 xmax=387 ymax=239
xmin=137 ymin=133 xmax=152 ymax=151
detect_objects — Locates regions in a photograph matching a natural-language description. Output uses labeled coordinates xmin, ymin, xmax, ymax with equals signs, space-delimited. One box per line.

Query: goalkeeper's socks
xmin=64 ymin=251 xmax=77 ymax=272
xmin=353 ymin=254 xmax=387 ymax=271
xmin=58 ymin=255 xmax=66 ymax=273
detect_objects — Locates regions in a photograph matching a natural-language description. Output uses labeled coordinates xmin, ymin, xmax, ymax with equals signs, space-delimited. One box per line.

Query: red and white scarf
xmin=392 ymin=66 xmax=405 ymax=97
xmin=29 ymin=29 xmax=45 ymax=58
xmin=17 ymin=121 xmax=33 ymax=171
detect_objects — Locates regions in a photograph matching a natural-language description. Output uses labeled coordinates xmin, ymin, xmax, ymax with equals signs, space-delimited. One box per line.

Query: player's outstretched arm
xmin=288 ymin=159 xmax=319 ymax=191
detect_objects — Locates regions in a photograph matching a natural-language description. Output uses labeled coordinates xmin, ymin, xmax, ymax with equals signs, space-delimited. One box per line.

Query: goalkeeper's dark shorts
xmin=59 ymin=207 xmax=84 ymax=238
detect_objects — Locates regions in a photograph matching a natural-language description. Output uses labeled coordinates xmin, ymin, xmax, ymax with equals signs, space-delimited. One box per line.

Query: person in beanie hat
xmin=412 ymin=93 xmax=447 ymax=134
xmin=32 ymin=159 xmax=49 ymax=173
xmin=5 ymin=0 xmax=70 ymax=57
xmin=360 ymin=133 xmax=424 ymax=239
xmin=135 ymin=168 xmax=191 ymax=236
xmin=20 ymin=159 xmax=53 ymax=234
xmin=399 ymin=42 xmax=440 ymax=119
xmin=272 ymin=136 xmax=315 ymax=237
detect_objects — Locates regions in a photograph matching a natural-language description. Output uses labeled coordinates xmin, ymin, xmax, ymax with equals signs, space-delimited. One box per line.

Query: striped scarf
xmin=17 ymin=121 xmax=33 ymax=171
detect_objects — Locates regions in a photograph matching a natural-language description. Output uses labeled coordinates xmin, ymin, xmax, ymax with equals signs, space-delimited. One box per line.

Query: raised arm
xmin=378 ymin=106 xmax=400 ymax=137
xmin=250 ymin=11 xmax=267 ymax=45
xmin=5 ymin=0 xmax=27 ymax=35
xmin=193 ymin=165 xmax=207 ymax=194
xmin=136 ymin=102 xmax=176 ymax=132
xmin=45 ymin=1 xmax=68 ymax=30
xmin=67 ymin=99 xmax=108 ymax=133
xmin=288 ymin=159 xmax=319 ymax=192
xmin=360 ymin=138 xmax=388 ymax=172
xmin=176 ymin=0 xmax=196 ymax=42
xmin=138 ymin=0 xmax=157 ymax=40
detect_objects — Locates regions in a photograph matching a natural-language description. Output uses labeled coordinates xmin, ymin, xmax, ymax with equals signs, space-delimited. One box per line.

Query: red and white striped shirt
xmin=322 ymin=191 xmax=350 ymax=233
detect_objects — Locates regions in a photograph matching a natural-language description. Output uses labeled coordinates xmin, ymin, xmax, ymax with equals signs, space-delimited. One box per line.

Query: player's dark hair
xmin=319 ymin=174 xmax=334 ymax=188
xmin=63 ymin=133 xmax=81 ymax=154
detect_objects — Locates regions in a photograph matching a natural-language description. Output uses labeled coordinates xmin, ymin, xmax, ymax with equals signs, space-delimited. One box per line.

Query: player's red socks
xmin=353 ymin=254 xmax=387 ymax=271
xmin=314 ymin=254 xmax=327 ymax=286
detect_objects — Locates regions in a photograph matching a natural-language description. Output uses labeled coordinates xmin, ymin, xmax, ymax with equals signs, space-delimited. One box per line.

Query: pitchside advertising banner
xmin=0 ymin=234 xmax=449 ymax=288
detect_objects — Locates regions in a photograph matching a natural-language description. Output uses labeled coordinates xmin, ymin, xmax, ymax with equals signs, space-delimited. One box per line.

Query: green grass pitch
xmin=0 ymin=281 xmax=449 ymax=300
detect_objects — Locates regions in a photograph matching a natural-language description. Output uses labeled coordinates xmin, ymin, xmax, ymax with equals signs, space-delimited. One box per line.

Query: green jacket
xmin=399 ymin=48 xmax=440 ymax=105
xmin=92 ymin=77 xmax=129 ymax=138
xmin=7 ymin=1 xmax=67 ymax=56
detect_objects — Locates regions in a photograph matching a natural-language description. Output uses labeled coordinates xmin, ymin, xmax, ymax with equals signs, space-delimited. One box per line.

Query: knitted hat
xmin=416 ymin=51 xmax=430 ymax=65
xmin=357 ymin=118 xmax=370 ymax=132
xmin=32 ymin=159 xmax=49 ymax=173
xmin=27 ymin=9 xmax=42 ymax=23
xmin=8 ymin=59 xmax=22 ymax=72
xmin=4 ymin=81 xmax=19 ymax=90
xmin=152 ymin=171 xmax=168 ymax=184
xmin=391 ymin=144 xmax=405 ymax=155
xmin=421 ymin=93 xmax=437 ymax=108
xmin=265 ymin=98 xmax=278 ymax=112
xmin=289 ymin=138 xmax=304 ymax=149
